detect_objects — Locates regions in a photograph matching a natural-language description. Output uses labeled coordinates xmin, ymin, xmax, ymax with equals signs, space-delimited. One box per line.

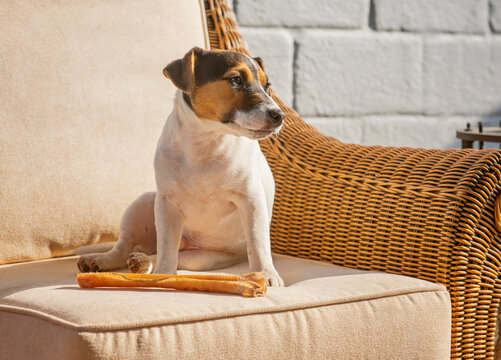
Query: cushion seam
xmin=0 ymin=287 xmax=449 ymax=333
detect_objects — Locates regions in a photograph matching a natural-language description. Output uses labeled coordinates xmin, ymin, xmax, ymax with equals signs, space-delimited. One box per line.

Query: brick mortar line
xmin=292 ymin=40 xmax=299 ymax=110
xmin=490 ymin=0 xmax=495 ymax=33
xmin=238 ymin=25 xmax=368 ymax=31
xmin=420 ymin=35 xmax=426 ymax=117
xmin=238 ymin=26 xmax=501 ymax=38
xmin=368 ymin=0 xmax=376 ymax=30
xmin=303 ymin=114 xmax=501 ymax=120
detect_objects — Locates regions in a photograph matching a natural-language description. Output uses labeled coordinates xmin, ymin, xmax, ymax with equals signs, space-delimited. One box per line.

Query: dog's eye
xmin=264 ymin=82 xmax=271 ymax=93
xmin=229 ymin=76 xmax=243 ymax=87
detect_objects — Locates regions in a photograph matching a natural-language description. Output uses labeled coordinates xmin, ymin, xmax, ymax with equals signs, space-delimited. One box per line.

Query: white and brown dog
xmin=78 ymin=47 xmax=285 ymax=287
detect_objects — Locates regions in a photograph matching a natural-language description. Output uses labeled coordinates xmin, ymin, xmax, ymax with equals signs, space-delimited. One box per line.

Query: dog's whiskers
xmin=273 ymin=121 xmax=286 ymax=140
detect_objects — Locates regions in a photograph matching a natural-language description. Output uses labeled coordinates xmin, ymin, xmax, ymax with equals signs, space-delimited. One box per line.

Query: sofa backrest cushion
xmin=0 ymin=0 xmax=209 ymax=264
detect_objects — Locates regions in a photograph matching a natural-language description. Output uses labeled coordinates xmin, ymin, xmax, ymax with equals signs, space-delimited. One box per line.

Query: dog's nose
xmin=268 ymin=108 xmax=285 ymax=123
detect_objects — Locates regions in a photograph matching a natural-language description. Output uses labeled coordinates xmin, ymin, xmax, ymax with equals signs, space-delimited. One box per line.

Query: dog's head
xmin=163 ymin=47 xmax=284 ymax=140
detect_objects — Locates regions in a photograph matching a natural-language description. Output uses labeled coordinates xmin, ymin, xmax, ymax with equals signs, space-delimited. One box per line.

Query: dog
xmin=78 ymin=47 xmax=285 ymax=287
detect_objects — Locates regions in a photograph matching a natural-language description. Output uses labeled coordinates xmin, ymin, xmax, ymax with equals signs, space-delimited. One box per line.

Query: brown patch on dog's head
xmin=254 ymin=57 xmax=269 ymax=88
xmin=162 ymin=47 xmax=201 ymax=93
xmin=163 ymin=47 xmax=284 ymax=139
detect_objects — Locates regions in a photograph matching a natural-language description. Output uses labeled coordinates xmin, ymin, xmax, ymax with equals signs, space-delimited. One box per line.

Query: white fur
xmin=78 ymin=90 xmax=284 ymax=287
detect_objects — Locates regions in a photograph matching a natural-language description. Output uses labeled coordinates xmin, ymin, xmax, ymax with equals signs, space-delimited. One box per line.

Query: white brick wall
xmin=424 ymin=36 xmax=501 ymax=115
xmin=234 ymin=0 xmax=501 ymax=149
xmin=295 ymin=32 xmax=423 ymax=116
xmin=375 ymin=0 xmax=488 ymax=34
xmin=305 ymin=116 xmax=498 ymax=148
xmin=240 ymin=28 xmax=294 ymax=106
xmin=491 ymin=0 xmax=501 ymax=31
xmin=236 ymin=0 xmax=368 ymax=28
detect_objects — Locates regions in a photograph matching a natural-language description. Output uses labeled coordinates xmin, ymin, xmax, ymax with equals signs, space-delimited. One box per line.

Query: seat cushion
xmin=0 ymin=247 xmax=451 ymax=359
xmin=0 ymin=0 xmax=209 ymax=264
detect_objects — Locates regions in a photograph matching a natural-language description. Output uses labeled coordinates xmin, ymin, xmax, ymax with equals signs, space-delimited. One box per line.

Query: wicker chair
xmin=204 ymin=1 xmax=501 ymax=359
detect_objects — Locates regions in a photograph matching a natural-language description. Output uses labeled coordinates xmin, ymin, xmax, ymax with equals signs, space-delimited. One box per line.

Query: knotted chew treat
xmin=77 ymin=272 xmax=267 ymax=297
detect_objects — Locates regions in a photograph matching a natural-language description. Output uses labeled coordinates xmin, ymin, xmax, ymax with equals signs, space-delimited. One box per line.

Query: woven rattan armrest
xmin=261 ymin=95 xmax=501 ymax=360
xmin=204 ymin=1 xmax=501 ymax=358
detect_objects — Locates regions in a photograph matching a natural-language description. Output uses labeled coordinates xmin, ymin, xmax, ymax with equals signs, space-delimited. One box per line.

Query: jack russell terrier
xmin=78 ymin=47 xmax=285 ymax=287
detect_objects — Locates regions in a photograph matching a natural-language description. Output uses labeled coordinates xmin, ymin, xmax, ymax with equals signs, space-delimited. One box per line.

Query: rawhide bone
xmin=77 ymin=272 xmax=267 ymax=297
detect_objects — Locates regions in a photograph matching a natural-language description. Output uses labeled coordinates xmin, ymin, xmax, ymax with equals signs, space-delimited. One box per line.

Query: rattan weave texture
xmin=204 ymin=1 xmax=501 ymax=358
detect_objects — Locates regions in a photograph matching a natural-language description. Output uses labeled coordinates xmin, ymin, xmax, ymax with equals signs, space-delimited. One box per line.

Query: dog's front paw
xmin=261 ymin=268 xmax=284 ymax=287
xmin=78 ymin=254 xmax=108 ymax=273
xmin=127 ymin=252 xmax=153 ymax=274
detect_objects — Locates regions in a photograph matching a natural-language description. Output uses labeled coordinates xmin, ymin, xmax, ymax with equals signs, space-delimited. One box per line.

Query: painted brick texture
xmin=424 ymin=37 xmax=501 ymax=115
xmin=295 ymin=32 xmax=422 ymax=116
xmin=491 ymin=0 xmax=501 ymax=31
xmin=236 ymin=0 xmax=368 ymax=28
xmin=240 ymin=28 xmax=294 ymax=106
xmin=235 ymin=0 xmax=501 ymax=149
xmin=374 ymin=0 xmax=488 ymax=34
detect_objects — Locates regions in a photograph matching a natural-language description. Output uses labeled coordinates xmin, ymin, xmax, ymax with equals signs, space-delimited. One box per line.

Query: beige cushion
xmin=0 ymin=248 xmax=451 ymax=359
xmin=0 ymin=0 xmax=209 ymax=264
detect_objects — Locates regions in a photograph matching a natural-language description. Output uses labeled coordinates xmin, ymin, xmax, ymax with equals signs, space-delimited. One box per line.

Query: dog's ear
xmin=163 ymin=47 xmax=204 ymax=93
xmin=254 ymin=57 xmax=265 ymax=71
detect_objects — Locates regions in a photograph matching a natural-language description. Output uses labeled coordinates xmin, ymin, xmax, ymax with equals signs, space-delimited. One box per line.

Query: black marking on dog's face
xmin=163 ymin=47 xmax=284 ymax=139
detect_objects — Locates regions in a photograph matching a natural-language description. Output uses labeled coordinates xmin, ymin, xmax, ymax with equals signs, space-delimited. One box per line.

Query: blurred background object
xmin=231 ymin=0 xmax=501 ymax=149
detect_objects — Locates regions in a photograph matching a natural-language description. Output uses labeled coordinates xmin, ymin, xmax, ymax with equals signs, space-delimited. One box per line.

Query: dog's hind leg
xmin=78 ymin=231 xmax=135 ymax=272
xmin=127 ymin=249 xmax=245 ymax=274
xmin=78 ymin=192 xmax=157 ymax=272
xmin=127 ymin=252 xmax=156 ymax=274
xmin=177 ymin=250 xmax=245 ymax=271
